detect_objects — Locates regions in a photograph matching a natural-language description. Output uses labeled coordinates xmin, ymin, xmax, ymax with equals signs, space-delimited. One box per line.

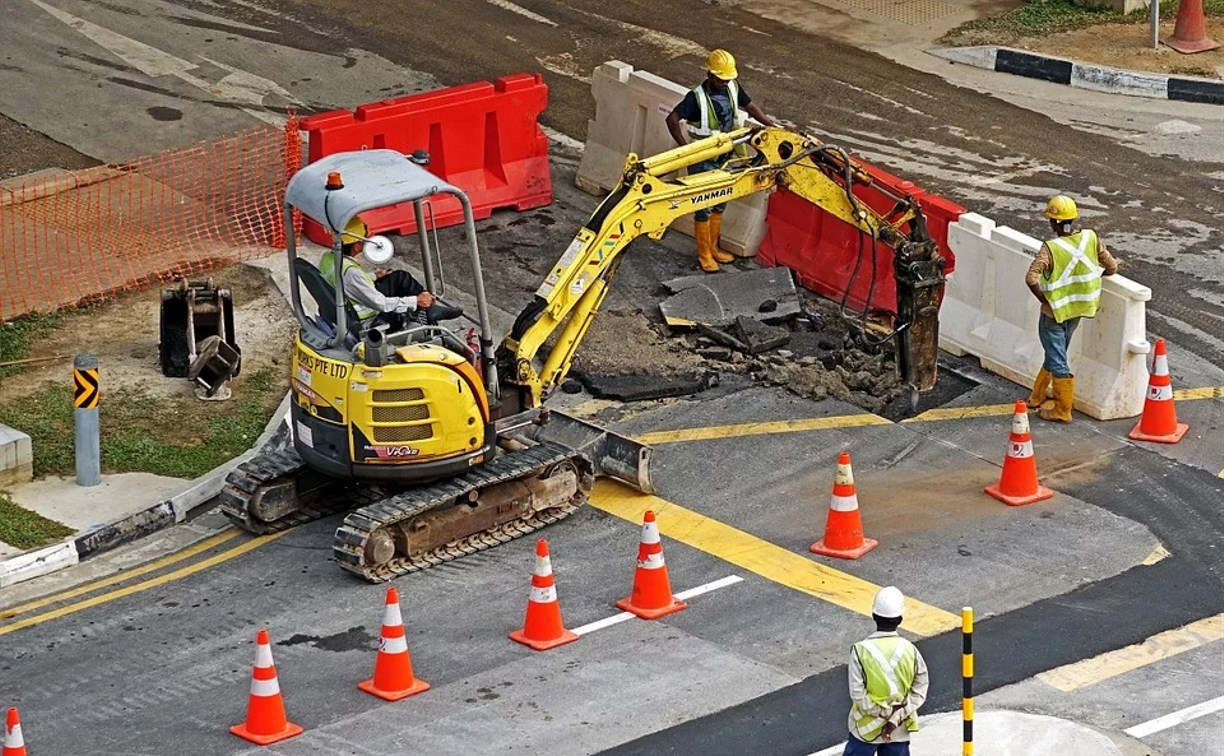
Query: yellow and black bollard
xmin=962 ymin=606 xmax=974 ymax=756
xmin=73 ymin=353 xmax=101 ymax=486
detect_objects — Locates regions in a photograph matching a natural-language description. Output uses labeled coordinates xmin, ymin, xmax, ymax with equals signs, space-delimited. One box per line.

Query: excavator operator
xmin=665 ymin=48 xmax=775 ymax=273
xmin=319 ymin=217 xmax=463 ymax=332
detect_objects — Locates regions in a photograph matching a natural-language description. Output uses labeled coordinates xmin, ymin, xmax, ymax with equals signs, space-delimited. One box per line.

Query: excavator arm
xmin=496 ymin=125 xmax=946 ymax=411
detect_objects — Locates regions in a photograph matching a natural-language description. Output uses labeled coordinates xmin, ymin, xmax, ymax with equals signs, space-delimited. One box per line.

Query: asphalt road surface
xmin=1 ymin=1 xmax=1221 ymax=754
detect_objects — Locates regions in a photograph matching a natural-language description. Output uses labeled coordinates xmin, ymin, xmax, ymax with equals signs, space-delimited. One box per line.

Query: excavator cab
xmin=282 ymin=149 xmax=502 ymax=485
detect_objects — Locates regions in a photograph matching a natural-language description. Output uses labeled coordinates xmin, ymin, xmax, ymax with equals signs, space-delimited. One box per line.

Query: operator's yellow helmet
xmin=341 ymin=217 xmax=367 ymax=245
xmin=707 ymin=49 xmax=738 ymax=81
xmin=1044 ymin=195 xmax=1078 ymax=222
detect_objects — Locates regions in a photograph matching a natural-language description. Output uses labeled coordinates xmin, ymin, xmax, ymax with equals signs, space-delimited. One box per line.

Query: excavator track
xmin=333 ymin=441 xmax=592 ymax=583
xmin=219 ymin=446 xmax=371 ymax=535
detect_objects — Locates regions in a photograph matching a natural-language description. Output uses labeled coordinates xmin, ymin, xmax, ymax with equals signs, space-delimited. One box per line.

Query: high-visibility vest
xmin=1040 ymin=229 xmax=1103 ymax=324
xmin=850 ymin=636 xmax=920 ymax=742
xmin=319 ymin=250 xmax=377 ymax=322
xmin=687 ymin=81 xmax=743 ymax=139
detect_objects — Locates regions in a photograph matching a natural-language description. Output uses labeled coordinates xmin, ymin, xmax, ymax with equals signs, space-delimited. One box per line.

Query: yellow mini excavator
xmin=220 ymin=125 xmax=946 ymax=582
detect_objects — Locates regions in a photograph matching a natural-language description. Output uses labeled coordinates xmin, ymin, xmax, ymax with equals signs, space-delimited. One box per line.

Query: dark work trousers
xmin=373 ymin=270 xmax=426 ymax=331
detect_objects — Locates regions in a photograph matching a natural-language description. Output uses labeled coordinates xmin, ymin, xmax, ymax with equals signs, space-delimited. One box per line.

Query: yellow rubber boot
xmin=1028 ymin=368 xmax=1053 ymax=412
xmin=694 ymin=220 xmax=720 ymax=273
xmin=1038 ymin=376 xmax=1074 ymax=423
xmin=708 ymin=213 xmax=735 ymax=264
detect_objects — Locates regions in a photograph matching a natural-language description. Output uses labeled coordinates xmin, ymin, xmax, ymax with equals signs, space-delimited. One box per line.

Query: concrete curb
xmin=0 ymin=391 xmax=292 ymax=587
xmin=930 ymin=46 xmax=1224 ymax=105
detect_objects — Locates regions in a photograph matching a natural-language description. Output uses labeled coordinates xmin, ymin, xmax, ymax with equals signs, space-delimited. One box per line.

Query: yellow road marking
xmin=636 ymin=413 xmax=891 ymax=446
xmin=588 ymin=481 xmax=959 ymax=637
xmin=632 ymin=386 xmax=1224 ymax=445
xmin=1175 ymin=386 xmax=1224 ymax=401
xmin=902 ymin=404 xmax=1015 ymax=422
xmin=0 ymin=530 xmax=240 ymax=620
xmin=0 ymin=531 xmax=288 ymax=636
xmin=1037 ymin=614 xmax=1224 ymax=692
xmin=1142 ymin=545 xmax=1172 ymax=566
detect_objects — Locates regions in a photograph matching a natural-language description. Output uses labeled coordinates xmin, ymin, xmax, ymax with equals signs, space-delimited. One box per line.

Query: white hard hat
xmin=872 ymin=586 xmax=905 ymax=619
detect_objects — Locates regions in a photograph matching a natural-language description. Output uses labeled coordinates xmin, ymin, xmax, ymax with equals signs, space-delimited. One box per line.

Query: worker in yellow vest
xmin=1025 ymin=195 xmax=1118 ymax=423
xmin=843 ymin=586 xmax=929 ymax=755
xmin=319 ymin=217 xmax=461 ymax=332
xmin=665 ymin=49 xmax=775 ymax=273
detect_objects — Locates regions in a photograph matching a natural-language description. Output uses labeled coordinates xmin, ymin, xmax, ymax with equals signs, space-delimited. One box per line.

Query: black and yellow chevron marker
xmin=73 ymin=367 xmax=99 ymax=409
xmin=962 ymin=606 xmax=974 ymax=756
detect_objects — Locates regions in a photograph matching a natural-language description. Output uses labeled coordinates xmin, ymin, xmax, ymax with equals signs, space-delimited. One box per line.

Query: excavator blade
xmin=524 ymin=409 xmax=654 ymax=495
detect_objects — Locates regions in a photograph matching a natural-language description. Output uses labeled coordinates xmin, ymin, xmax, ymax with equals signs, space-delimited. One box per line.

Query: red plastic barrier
xmin=299 ymin=74 xmax=552 ymax=245
xmin=758 ymin=162 xmax=961 ymax=313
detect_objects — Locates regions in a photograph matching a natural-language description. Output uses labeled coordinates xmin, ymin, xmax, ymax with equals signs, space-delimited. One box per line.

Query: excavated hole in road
xmin=689 ymin=294 xmax=979 ymax=420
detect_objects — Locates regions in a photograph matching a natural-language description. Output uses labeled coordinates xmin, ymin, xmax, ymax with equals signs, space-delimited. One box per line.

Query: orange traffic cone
xmin=3 ymin=708 xmax=27 ymax=756
xmin=359 ymin=587 xmax=430 ymax=701
xmin=1164 ymin=0 xmax=1220 ymax=53
xmin=810 ymin=451 xmax=879 ymax=559
xmin=230 ymin=629 xmax=304 ymax=745
xmin=616 ymin=510 xmax=688 ymax=619
xmin=509 ymin=539 xmax=579 ymax=651
xmin=985 ymin=401 xmax=1055 ymax=507
xmin=1129 ymin=338 xmax=1189 ymax=444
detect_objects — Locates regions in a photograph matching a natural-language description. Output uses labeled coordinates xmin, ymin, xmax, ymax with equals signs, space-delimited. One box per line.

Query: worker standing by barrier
xmin=1025 ymin=195 xmax=1119 ymax=423
xmin=73 ymin=353 xmax=100 ymax=487
xmin=665 ymin=49 xmax=775 ymax=273
xmin=843 ymin=586 xmax=930 ymax=755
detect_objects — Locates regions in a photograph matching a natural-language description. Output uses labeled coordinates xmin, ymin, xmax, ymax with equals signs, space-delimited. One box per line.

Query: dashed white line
xmin=1124 ymin=695 xmax=1224 ymax=739
xmin=486 ymin=0 xmax=558 ymax=26
xmin=570 ymin=575 xmax=743 ymax=636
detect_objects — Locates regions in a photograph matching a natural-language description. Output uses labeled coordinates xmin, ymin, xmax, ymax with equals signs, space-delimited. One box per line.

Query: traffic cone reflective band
xmin=1163 ymin=0 xmax=1220 ymax=53
xmin=985 ymin=401 xmax=1054 ymax=507
xmin=230 ymin=629 xmax=303 ymax=745
xmin=810 ymin=451 xmax=878 ymax=559
xmin=3 ymin=708 xmax=26 ymax=756
xmin=1129 ymin=339 xmax=1189 ymax=444
xmin=616 ymin=510 xmax=688 ymax=619
xmin=359 ymin=587 xmax=430 ymax=701
xmin=509 ymin=539 xmax=579 ymax=651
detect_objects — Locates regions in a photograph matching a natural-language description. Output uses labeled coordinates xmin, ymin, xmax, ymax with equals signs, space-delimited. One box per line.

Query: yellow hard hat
xmin=707 ymin=49 xmax=738 ymax=81
xmin=341 ymin=217 xmax=367 ymax=245
xmin=1044 ymin=195 xmax=1078 ymax=222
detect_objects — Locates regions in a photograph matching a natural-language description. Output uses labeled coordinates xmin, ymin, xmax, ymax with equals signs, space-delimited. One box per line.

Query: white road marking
xmin=807 ymin=744 xmax=845 ymax=756
xmin=28 ymin=0 xmax=294 ymax=126
xmin=486 ymin=0 xmax=558 ymax=26
xmin=570 ymin=575 xmax=743 ymax=636
xmin=1123 ymin=695 xmax=1224 ymax=739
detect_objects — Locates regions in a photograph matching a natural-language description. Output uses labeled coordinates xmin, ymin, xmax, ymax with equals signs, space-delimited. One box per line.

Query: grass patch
xmin=0 ymin=491 xmax=74 ymax=550
xmin=0 ymin=311 xmax=66 ymax=379
xmin=943 ymin=0 xmax=1224 ymax=45
xmin=0 ymin=365 xmax=285 ymax=480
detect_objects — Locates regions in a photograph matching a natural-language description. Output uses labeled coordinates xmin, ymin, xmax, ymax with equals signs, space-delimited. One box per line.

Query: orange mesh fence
xmin=0 ymin=116 xmax=304 ymax=323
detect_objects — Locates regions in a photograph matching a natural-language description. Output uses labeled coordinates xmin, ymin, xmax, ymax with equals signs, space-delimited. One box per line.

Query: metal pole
xmin=73 ymin=353 xmax=101 ymax=486
xmin=962 ymin=606 xmax=974 ymax=756
xmin=1151 ymin=0 xmax=1160 ymax=48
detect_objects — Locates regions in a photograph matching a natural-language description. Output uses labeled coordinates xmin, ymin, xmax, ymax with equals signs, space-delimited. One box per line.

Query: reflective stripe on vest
xmin=850 ymin=636 xmax=920 ymax=742
xmin=1040 ymin=229 xmax=1103 ymax=324
xmin=688 ymin=81 xmax=742 ymax=138
xmin=319 ymin=250 xmax=377 ymax=321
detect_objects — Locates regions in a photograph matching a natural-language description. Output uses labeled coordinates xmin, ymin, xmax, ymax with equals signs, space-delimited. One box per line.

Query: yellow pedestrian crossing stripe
xmin=589 ymin=481 xmax=960 ymax=638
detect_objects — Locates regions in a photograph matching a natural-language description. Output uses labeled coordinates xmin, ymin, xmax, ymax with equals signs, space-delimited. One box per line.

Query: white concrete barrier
xmin=940 ymin=213 xmax=1152 ymax=420
xmin=575 ymin=61 xmax=768 ymax=257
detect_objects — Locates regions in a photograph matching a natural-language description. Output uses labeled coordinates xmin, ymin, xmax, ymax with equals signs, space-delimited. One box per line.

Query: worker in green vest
xmin=843 ymin=586 xmax=929 ymax=755
xmin=1025 ymin=195 xmax=1118 ymax=423
xmin=665 ymin=48 xmax=775 ymax=273
xmin=318 ymin=217 xmax=461 ymax=332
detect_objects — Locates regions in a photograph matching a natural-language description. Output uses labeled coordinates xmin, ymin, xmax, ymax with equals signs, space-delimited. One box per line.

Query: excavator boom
xmin=498 ymin=125 xmax=947 ymax=410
